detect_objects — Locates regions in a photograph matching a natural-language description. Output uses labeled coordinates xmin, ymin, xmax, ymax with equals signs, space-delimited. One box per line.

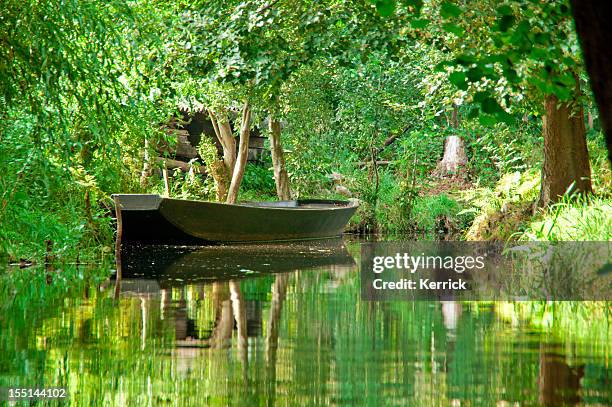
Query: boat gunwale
xmin=113 ymin=194 xmax=359 ymax=212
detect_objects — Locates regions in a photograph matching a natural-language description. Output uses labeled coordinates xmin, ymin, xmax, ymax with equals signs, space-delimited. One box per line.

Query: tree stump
xmin=434 ymin=135 xmax=467 ymax=176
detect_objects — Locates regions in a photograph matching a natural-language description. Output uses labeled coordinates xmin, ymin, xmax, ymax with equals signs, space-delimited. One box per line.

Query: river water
xmin=0 ymin=239 xmax=610 ymax=405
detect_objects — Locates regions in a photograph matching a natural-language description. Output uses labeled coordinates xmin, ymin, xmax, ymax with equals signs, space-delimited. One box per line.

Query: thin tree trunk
xmin=162 ymin=162 xmax=170 ymax=197
xmin=226 ymin=102 xmax=251 ymax=204
xmin=140 ymin=137 xmax=151 ymax=187
xmin=268 ymin=117 xmax=291 ymax=200
xmin=229 ymin=280 xmax=248 ymax=373
xmin=538 ymin=90 xmax=592 ymax=207
xmin=587 ymin=109 xmax=594 ymax=130
xmin=219 ymin=118 xmax=236 ymax=175
xmin=266 ymin=274 xmax=289 ymax=384
xmin=451 ymin=103 xmax=459 ymax=128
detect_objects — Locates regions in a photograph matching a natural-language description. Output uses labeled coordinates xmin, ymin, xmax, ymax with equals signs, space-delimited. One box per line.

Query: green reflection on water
xmin=0 ymin=241 xmax=610 ymax=406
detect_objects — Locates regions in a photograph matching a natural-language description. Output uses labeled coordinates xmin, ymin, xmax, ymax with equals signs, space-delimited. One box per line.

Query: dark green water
xmin=0 ymin=240 xmax=610 ymax=406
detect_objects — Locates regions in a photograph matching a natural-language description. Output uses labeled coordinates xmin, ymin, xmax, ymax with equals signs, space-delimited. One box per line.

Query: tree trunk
xmin=208 ymin=109 xmax=236 ymax=177
xmin=210 ymin=282 xmax=233 ymax=349
xmin=587 ymin=109 xmax=594 ymax=130
xmin=571 ymin=1 xmax=612 ymax=163
xmin=140 ymin=137 xmax=152 ymax=187
xmin=268 ymin=117 xmax=291 ymax=200
xmin=207 ymin=108 xmax=237 ymax=202
xmin=226 ymin=102 xmax=251 ymax=204
xmin=538 ymin=93 xmax=592 ymax=207
xmin=435 ymin=105 xmax=467 ymax=177
xmin=208 ymin=160 xmax=229 ymax=202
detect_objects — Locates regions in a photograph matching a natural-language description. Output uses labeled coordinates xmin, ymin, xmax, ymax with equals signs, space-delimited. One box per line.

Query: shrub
xmin=521 ymin=196 xmax=612 ymax=241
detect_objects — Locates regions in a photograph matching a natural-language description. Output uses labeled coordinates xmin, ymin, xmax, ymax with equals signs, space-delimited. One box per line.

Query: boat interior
xmin=240 ymin=200 xmax=352 ymax=209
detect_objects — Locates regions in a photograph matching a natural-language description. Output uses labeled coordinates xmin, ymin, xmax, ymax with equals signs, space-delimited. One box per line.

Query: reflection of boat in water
xmin=113 ymin=239 xmax=356 ymax=357
xmin=116 ymin=238 xmax=356 ymax=289
xmin=113 ymin=194 xmax=358 ymax=244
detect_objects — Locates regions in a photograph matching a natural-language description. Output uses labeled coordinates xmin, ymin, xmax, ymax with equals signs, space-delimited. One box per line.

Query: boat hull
xmin=113 ymin=194 xmax=358 ymax=244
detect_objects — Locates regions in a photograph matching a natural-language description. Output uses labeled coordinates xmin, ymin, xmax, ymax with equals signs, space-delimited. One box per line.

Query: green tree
xmin=180 ymin=0 xmax=405 ymax=200
xmin=378 ymin=0 xmax=597 ymax=206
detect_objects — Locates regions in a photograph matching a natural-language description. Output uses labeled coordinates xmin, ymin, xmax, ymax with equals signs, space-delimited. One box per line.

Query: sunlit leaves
xmin=0 ymin=0 xmax=150 ymax=156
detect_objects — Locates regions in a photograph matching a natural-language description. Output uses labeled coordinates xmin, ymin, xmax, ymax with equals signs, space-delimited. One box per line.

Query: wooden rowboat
xmin=113 ymin=194 xmax=358 ymax=244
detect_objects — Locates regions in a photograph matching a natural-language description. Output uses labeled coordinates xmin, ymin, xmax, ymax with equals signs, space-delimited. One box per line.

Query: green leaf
xmin=558 ymin=4 xmax=570 ymax=16
xmin=551 ymin=84 xmax=573 ymax=101
xmin=503 ymin=67 xmax=519 ymax=84
xmin=558 ymin=72 xmax=576 ymax=87
xmin=534 ymin=32 xmax=549 ymax=45
xmin=411 ymin=18 xmax=430 ymax=29
xmin=440 ymin=2 xmax=462 ymax=18
xmin=497 ymin=14 xmax=515 ymax=32
xmin=473 ymin=91 xmax=489 ymax=103
xmin=466 ymin=67 xmax=484 ymax=82
xmin=514 ymin=20 xmax=531 ymax=35
xmin=562 ymin=56 xmax=577 ymax=67
xmin=529 ymin=48 xmax=548 ymax=60
xmin=481 ymin=97 xmax=504 ymax=114
xmin=454 ymin=54 xmax=476 ymax=66
xmin=497 ymin=5 xmax=513 ymax=15
xmin=449 ymin=71 xmax=468 ymax=90
xmin=479 ymin=113 xmax=499 ymax=126
xmin=442 ymin=23 xmax=464 ymax=36
xmin=376 ymin=0 xmax=396 ymax=17
xmin=434 ymin=61 xmax=450 ymax=72
xmin=468 ymin=107 xmax=479 ymax=119
xmin=496 ymin=111 xmax=514 ymax=125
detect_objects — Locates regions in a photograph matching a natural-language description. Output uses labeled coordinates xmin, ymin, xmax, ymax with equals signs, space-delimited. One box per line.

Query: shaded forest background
xmin=0 ymin=0 xmax=611 ymax=262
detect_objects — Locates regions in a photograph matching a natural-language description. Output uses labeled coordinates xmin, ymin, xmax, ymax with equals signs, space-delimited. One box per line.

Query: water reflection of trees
xmin=1 ymin=262 xmax=611 ymax=405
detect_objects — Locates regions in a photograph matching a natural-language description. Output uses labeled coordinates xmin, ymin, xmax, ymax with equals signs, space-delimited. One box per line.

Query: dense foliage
xmin=1 ymin=0 xmax=611 ymax=263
